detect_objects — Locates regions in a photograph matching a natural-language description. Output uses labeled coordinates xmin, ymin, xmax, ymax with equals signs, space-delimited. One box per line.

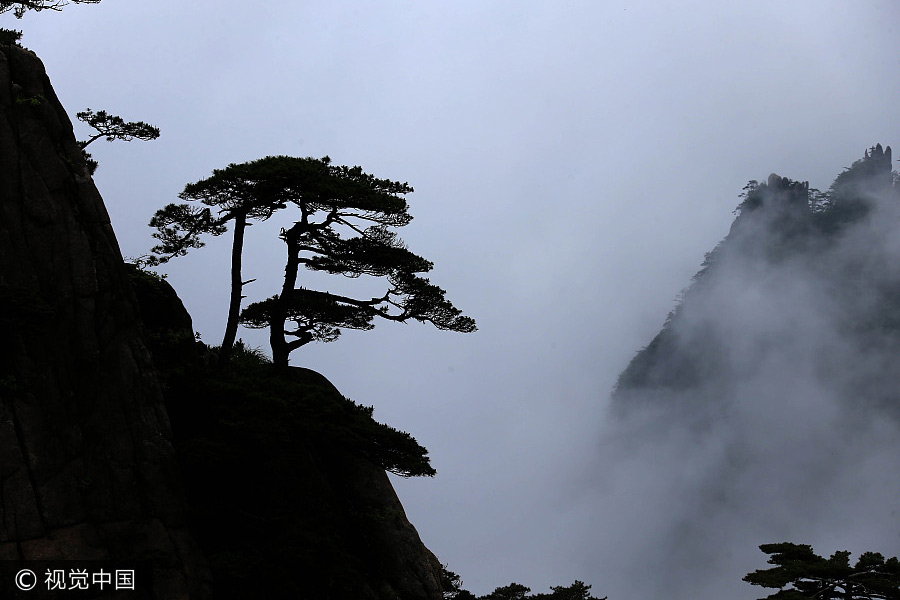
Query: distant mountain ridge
xmin=614 ymin=144 xmax=900 ymax=412
xmin=602 ymin=144 xmax=900 ymax=600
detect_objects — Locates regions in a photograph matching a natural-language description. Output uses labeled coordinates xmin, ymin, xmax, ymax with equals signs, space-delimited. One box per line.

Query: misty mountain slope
xmin=594 ymin=145 xmax=900 ymax=600
xmin=615 ymin=144 xmax=900 ymax=415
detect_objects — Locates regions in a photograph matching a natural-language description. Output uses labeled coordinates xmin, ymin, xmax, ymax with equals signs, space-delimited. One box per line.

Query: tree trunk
xmin=271 ymin=223 xmax=303 ymax=369
xmin=218 ymin=211 xmax=247 ymax=367
xmin=270 ymin=309 xmax=288 ymax=369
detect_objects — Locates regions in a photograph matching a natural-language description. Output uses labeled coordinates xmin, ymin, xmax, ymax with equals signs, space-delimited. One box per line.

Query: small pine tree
xmin=744 ymin=542 xmax=900 ymax=599
xmin=1 ymin=0 xmax=100 ymax=18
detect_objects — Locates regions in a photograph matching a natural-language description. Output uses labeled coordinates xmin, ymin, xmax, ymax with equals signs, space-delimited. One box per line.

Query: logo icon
xmin=15 ymin=569 xmax=36 ymax=591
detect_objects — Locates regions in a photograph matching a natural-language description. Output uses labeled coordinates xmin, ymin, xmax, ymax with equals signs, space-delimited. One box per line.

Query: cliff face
xmin=0 ymin=41 xmax=444 ymax=600
xmin=0 ymin=43 xmax=207 ymax=596
xmin=132 ymin=268 xmax=446 ymax=599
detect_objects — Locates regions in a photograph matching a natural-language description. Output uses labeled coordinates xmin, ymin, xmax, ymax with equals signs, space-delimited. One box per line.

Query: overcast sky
xmin=10 ymin=1 xmax=900 ymax=597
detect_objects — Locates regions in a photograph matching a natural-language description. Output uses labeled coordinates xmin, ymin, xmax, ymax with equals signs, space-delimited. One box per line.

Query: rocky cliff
xmin=130 ymin=267 xmax=445 ymax=599
xmin=0 ymin=40 xmax=445 ymax=599
xmin=0 ymin=42 xmax=209 ymax=596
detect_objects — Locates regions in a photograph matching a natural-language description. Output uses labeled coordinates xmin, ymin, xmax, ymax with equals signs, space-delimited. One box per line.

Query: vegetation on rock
xmin=76 ymin=108 xmax=160 ymax=174
xmin=0 ymin=27 xmax=22 ymax=44
xmin=440 ymin=565 xmax=606 ymax=600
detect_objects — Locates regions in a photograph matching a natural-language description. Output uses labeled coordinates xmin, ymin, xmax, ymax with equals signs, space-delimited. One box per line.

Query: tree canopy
xmin=0 ymin=0 xmax=99 ymax=18
xmin=77 ymin=109 xmax=160 ymax=147
xmin=440 ymin=566 xmax=605 ymax=600
xmin=149 ymin=155 xmax=475 ymax=368
xmin=76 ymin=108 xmax=160 ymax=175
xmin=743 ymin=542 xmax=900 ymax=600
xmin=149 ymin=157 xmax=292 ymax=365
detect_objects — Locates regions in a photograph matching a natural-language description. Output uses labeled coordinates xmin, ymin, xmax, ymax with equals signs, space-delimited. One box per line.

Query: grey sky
xmin=10 ymin=1 xmax=900 ymax=597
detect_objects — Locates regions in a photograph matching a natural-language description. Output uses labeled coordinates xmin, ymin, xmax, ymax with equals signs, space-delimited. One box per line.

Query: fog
xmin=7 ymin=2 xmax=900 ymax=598
xmin=593 ymin=161 xmax=900 ymax=598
